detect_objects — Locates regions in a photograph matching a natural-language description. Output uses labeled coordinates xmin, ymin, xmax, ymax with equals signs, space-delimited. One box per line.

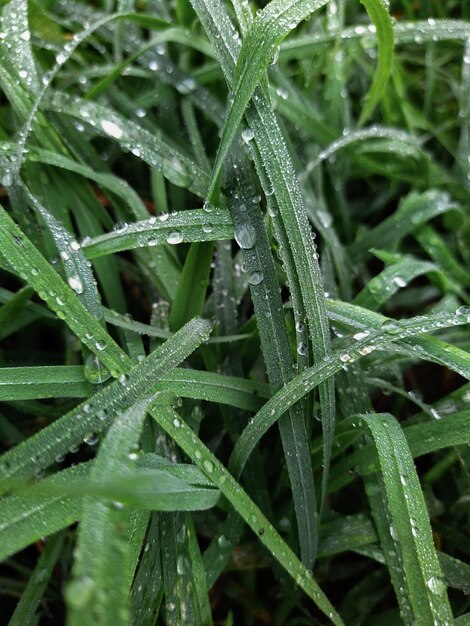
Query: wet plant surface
xmin=0 ymin=0 xmax=469 ymax=624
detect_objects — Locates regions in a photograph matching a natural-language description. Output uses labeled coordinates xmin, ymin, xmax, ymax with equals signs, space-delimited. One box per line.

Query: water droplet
xmin=392 ymin=276 xmax=407 ymax=288
xmin=202 ymin=222 xmax=213 ymax=233
xmin=248 ymin=271 xmax=263 ymax=285
xmin=83 ymin=432 xmax=98 ymax=446
xmin=241 ymin=128 xmax=254 ymax=144
xmin=68 ymin=276 xmax=84 ymax=294
xmin=101 ymin=120 xmax=124 ymax=139
xmin=381 ymin=320 xmax=400 ymax=334
xmin=20 ymin=30 xmax=31 ymax=41
xmin=84 ymin=354 xmax=111 ymax=384
xmin=203 ymin=200 xmax=214 ymax=213
xmin=166 ymin=230 xmax=183 ymax=245
xmin=95 ymin=341 xmax=106 ymax=351
xmin=173 ymin=417 xmax=181 ymax=428
xmin=339 ymin=353 xmax=351 ymax=363
xmin=203 ymin=459 xmax=214 ymax=473
xmin=353 ymin=330 xmax=370 ymax=341
xmin=65 ymin=576 xmax=95 ymax=609
xmin=297 ymin=342 xmax=307 ymax=356
xmin=234 ymin=223 xmax=256 ymax=249
xmin=427 ymin=576 xmax=446 ymax=595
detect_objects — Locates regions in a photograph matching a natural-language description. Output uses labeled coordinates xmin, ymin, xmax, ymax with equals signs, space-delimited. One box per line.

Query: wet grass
xmin=0 ymin=0 xmax=469 ymax=624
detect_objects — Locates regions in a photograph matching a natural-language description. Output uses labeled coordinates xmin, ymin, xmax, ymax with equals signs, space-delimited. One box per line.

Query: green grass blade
xmin=67 ymin=401 xmax=149 ymax=626
xmin=229 ymin=307 xmax=470 ymax=477
xmin=7 ymin=532 xmax=65 ymax=626
xmin=0 ymin=318 xmax=212 ymax=491
xmin=150 ymin=403 xmax=344 ymax=625
xmin=81 ymin=210 xmax=232 ymax=259
xmin=359 ymin=412 xmax=453 ymax=623
xmin=0 ymin=464 xmax=89 ymax=561
xmin=358 ymin=0 xmax=394 ymax=125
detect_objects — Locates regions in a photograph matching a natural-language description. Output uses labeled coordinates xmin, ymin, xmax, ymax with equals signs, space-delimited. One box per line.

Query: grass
xmin=0 ymin=0 xmax=469 ymax=624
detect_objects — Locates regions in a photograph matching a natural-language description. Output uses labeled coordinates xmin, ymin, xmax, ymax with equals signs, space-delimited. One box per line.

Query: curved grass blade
xmin=67 ymin=401 xmax=150 ymax=626
xmin=353 ymin=256 xmax=438 ymax=310
xmin=0 ymin=318 xmax=212 ymax=492
xmin=229 ymin=307 xmax=470 ymax=478
xmin=358 ymin=413 xmax=453 ymax=623
xmin=358 ymin=0 xmax=394 ymax=125
xmin=150 ymin=403 xmax=344 ymax=626
xmin=207 ymin=0 xmax=330 ymax=198
xmin=0 ymin=205 xmax=130 ymax=376
xmin=351 ymin=189 xmax=461 ymax=261
xmin=81 ymin=209 xmax=233 ymax=259
xmin=280 ymin=19 xmax=470 ymax=61
xmin=0 ymin=464 xmax=90 ymax=561
xmin=329 ymin=408 xmax=470 ymax=493
xmin=48 ymin=93 xmax=208 ymax=196
xmin=327 ymin=299 xmax=470 ymax=378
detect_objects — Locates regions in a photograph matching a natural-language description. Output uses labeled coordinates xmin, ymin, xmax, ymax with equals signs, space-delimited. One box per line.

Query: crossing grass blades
xmin=0 ymin=0 xmax=469 ymax=624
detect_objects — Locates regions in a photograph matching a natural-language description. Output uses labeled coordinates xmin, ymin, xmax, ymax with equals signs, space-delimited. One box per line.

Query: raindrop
xmin=297 ymin=342 xmax=308 ymax=356
xmin=427 ymin=576 xmax=446 ymax=595
xmin=166 ymin=230 xmax=183 ymax=245
xmin=68 ymin=276 xmax=84 ymax=294
xmin=234 ymin=223 xmax=256 ymax=249
xmin=101 ymin=120 xmax=124 ymax=139
xmin=339 ymin=353 xmax=351 ymax=363
xmin=241 ymin=128 xmax=254 ymax=144
xmin=392 ymin=276 xmax=407 ymax=288
xmin=353 ymin=330 xmax=370 ymax=341
xmin=248 ymin=271 xmax=263 ymax=285
xmin=203 ymin=459 xmax=214 ymax=473
xmin=203 ymin=200 xmax=214 ymax=213
xmin=84 ymin=354 xmax=111 ymax=384
xmin=65 ymin=576 xmax=95 ymax=609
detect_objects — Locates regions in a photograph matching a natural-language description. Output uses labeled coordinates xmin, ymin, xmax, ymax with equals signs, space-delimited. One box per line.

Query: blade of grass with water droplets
xmin=327 ymin=299 xmax=470 ymax=378
xmin=1 ymin=0 xmax=39 ymax=94
xmin=67 ymin=401 xmax=150 ymax=626
xmin=81 ymin=209 xmax=233 ymax=259
xmin=0 ymin=365 xmax=268 ymax=410
xmin=357 ymin=0 xmax=394 ymax=125
xmin=329 ymin=408 xmax=470 ymax=493
xmin=350 ymin=189 xmax=462 ymax=260
xmin=0 ymin=463 xmax=90 ymax=561
xmin=229 ymin=308 xmax=470 ymax=477
xmin=0 ymin=318 xmax=212 ymax=492
xmin=207 ymin=0 xmax=330 ymax=197
xmin=190 ymin=0 xmax=335 ymax=544
xmin=48 ymin=93 xmax=209 ymax=196
xmin=149 ymin=403 xmax=343 ymax=625
xmin=358 ymin=412 xmax=453 ymax=623
xmin=0 ymin=205 xmax=129 ymax=376
xmin=353 ymin=256 xmax=439 ymax=310
xmin=280 ymin=20 xmax=470 ymax=62
xmin=228 ymin=153 xmax=318 ymax=566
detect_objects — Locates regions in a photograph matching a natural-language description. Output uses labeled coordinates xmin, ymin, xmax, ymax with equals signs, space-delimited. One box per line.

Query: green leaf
xmin=359 ymin=413 xmax=453 ymax=624
xmin=358 ymin=0 xmax=394 ymax=125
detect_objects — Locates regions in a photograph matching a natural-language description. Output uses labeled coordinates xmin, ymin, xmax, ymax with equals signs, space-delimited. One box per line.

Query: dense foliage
xmin=0 ymin=0 xmax=469 ymax=624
